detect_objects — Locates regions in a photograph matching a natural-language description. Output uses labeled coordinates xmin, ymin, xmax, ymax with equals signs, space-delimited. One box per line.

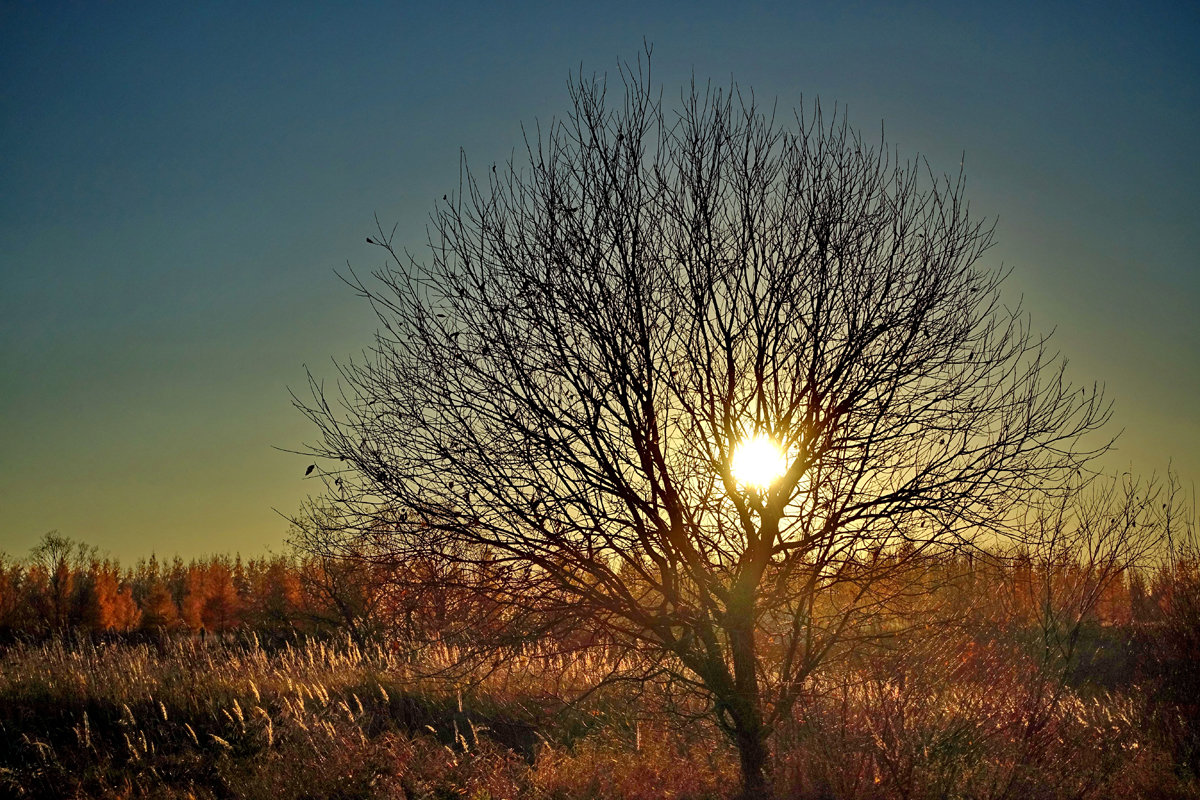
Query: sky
xmin=1 ymin=1 xmax=1197 ymax=563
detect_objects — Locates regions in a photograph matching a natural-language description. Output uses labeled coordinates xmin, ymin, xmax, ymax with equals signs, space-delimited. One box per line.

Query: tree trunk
xmin=727 ymin=591 xmax=772 ymax=799
xmin=733 ymin=720 xmax=772 ymax=800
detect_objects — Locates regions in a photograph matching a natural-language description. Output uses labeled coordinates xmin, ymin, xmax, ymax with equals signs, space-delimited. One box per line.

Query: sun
xmin=730 ymin=434 xmax=789 ymax=490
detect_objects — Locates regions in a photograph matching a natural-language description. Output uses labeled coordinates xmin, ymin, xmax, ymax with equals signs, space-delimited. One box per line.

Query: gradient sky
xmin=2 ymin=1 xmax=1197 ymax=562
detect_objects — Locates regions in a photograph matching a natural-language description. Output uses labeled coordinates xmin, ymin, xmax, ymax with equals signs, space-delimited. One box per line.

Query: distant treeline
xmin=1 ymin=531 xmax=1195 ymax=645
xmin=0 ymin=532 xmax=396 ymax=643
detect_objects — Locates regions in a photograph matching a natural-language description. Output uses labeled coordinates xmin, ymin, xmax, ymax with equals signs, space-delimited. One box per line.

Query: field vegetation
xmin=1 ymin=523 xmax=1197 ymax=799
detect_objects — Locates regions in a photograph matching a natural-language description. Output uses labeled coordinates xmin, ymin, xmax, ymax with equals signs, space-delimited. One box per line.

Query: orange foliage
xmin=181 ymin=559 xmax=242 ymax=632
xmin=0 ymin=533 xmax=1180 ymax=648
xmin=80 ymin=560 xmax=141 ymax=632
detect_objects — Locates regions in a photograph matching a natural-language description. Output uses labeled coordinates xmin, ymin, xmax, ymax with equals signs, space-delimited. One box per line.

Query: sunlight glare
xmin=731 ymin=435 xmax=789 ymax=490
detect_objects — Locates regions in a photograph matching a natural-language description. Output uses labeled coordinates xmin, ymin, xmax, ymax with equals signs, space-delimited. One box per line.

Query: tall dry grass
xmin=0 ymin=631 xmax=1193 ymax=799
xmin=0 ymin=633 xmax=726 ymax=799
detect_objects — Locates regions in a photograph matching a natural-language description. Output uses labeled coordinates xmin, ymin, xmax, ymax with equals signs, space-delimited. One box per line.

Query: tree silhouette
xmin=297 ymin=58 xmax=1112 ymax=797
xmin=29 ymin=531 xmax=94 ymax=633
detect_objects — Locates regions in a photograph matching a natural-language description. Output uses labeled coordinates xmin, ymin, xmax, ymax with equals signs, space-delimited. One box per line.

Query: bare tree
xmin=29 ymin=531 xmax=96 ymax=633
xmin=296 ymin=58 xmax=1112 ymax=797
xmin=986 ymin=472 xmax=1168 ymax=799
xmin=287 ymin=497 xmax=408 ymax=647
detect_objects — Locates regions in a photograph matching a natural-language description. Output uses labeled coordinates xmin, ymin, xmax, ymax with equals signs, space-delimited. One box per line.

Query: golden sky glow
xmin=0 ymin=5 xmax=1194 ymax=561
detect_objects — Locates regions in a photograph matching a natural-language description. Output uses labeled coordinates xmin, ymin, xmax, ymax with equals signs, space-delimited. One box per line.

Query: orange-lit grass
xmin=0 ymin=634 xmax=725 ymax=798
xmin=0 ymin=632 xmax=1192 ymax=799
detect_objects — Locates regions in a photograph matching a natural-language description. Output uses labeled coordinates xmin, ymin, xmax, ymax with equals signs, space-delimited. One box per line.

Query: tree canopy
xmin=297 ymin=60 xmax=1114 ymax=797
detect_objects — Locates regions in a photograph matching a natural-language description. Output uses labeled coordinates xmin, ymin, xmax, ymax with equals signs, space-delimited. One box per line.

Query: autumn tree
xmin=79 ymin=558 xmax=141 ymax=632
xmin=134 ymin=557 xmax=182 ymax=633
xmin=243 ymin=556 xmax=303 ymax=638
xmin=0 ymin=554 xmax=29 ymax=636
xmin=140 ymin=580 xmax=181 ymax=632
xmin=181 ymin=558 xmax=242 ymax=633
xmin=297 ymin=60 xmax=1114 ymax=797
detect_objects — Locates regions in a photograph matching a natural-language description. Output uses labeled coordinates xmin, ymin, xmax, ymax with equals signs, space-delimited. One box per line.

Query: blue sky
xmin=2 ymin=1 xmax=1197 ymax=560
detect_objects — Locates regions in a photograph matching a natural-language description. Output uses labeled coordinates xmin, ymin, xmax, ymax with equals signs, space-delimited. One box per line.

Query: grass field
xmin=1 ymin=627 xmax=1195 ymax=799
